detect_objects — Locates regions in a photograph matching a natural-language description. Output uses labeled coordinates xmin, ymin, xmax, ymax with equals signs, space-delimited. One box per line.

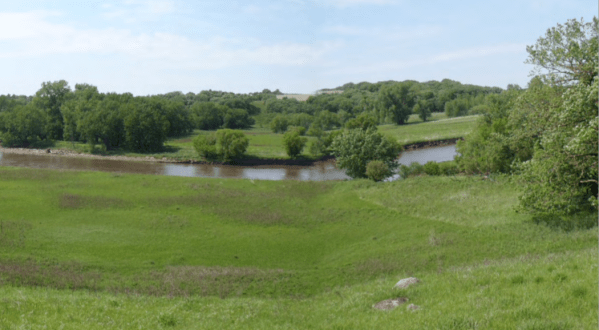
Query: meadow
xmin=0 ymin=166 xmax=596 ymax=329
xmin=54 ymin=112 xmax=471 ymax=162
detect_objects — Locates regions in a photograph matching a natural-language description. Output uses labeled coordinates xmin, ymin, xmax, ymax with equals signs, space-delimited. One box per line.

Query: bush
xmin=223 ymin=108 xmax=254 ymax=129
xmin=331 ymin=128 xmax=401 ymax=178
xmin=193 ymin=134 xmax=218 ymax=159
xmin=270 ymin=115 xmax=289 ymax=133
xmin=398 ymin=162 xmax=425 ymax=179
xmin=423 ymin=161 xmax=441 ymax=176
xmin=193 ymin=129 xmax=249 ymax=162
xmin=287 ymin=126 xmax=306 ymax=136
xmin=283 ymin=130 xmax=308 ymax=158
xmin=215 ymin=129 xmax=249 ymax=162
xmin=366 ymin=160 xmax=391 ymax=181
xmin=438 ymin=161 xmax=459 ymax=175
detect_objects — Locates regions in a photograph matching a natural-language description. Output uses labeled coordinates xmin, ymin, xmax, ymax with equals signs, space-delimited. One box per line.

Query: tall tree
xmin=32 ymin=80 xmax=72 ymax=140
xmin=377 ymin=82 xmax=415 ymax=125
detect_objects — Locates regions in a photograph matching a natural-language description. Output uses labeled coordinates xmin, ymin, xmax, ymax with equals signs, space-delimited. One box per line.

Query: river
xmin=0 ymin=144 xmax=456 ymax=181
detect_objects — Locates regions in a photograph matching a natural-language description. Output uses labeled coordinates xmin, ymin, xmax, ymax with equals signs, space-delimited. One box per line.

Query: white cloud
xmin=323 ymin=24 xmax=442 ymax=40
xmin=323 ymin=43 xmax=527 ymax=75
xmin=0 ymin=11 xmax=338 ymax=70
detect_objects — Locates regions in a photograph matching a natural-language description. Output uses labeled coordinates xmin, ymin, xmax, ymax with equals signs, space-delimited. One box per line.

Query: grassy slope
xmin=52 ymin=112 xmax=472 ymax=161
xmin=0 ymin=167 xmax=596 ymax=328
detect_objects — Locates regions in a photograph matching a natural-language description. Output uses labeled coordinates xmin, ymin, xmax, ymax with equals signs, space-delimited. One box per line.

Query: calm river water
xmin=0 ymin=145 xmax=456 ymax=181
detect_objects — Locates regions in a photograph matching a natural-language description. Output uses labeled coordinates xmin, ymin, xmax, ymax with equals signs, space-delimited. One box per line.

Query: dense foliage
xmin=331 ymin=128 xmax=401 ymax=179
xmin=193 ymin=129 xmax=249 ymax=162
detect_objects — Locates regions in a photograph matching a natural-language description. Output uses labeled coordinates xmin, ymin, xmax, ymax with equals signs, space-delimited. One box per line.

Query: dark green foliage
xmin=282 ymin=130 xmax=308 ymax=158
xmin=331 ymin=128 xmax=401 ymax=178
xmin=366 ymin=160 xmax=391 ymax=181
xmin=287 ymin=126 xmax=306 ymax=136
xmin=0 ymin=104 xmax=47 ymax=147
xmin=194 ymin=129 xmax=249 ymax=162
xmin=345 ymin=113 xmax=377 ymax=130
xmin=398 ymin=162 xmax=425 ymax=178
xmin=123 ymin=99 xmax=170 ymax=152
xmin=215 ymin=129 xmax=249 ymax=162
xmin=190 ymin=102 xmax=226 ymax=130
xmin=192 ymin=134 xmax=218 ymax=159
xmin=423 ymin=161 xmax=441 ymax=176
xmin=309 ymin=130 xmax=342 ymax=156
xmin=377 ymin=82 xmax=415 ymax=125
xmin=223 ymin=108 xmax=254 ymax=129
xmin=164 ymin=101 xmax=193 ymax=137
xmin=438 ymin=161 xmax=459 ymax=175
xmin=270 ymin=115 xmax=289 ymax=133
xmin=32 ymin=80 xmax=72 ymax=140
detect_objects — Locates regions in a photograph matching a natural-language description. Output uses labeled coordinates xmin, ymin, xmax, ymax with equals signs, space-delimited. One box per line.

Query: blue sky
xmin=0 ymin=0 xmax=595 ymax=95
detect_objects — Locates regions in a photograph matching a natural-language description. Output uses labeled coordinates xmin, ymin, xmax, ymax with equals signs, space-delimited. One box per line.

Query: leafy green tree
xmin=223 ymin=108 xmax=254 ymax=129
xmin=0 ymin=104 xmax=47 ymax=147
xmin=78 ymin=93 xmax=128 ymax=150
xmin=215 ymin=129 xmax=249 ymax=162
xmin=345 ymin=113 xmax=377 ymax=130
xmin=525 ymin=17 xmax=598 ymax=85
xmin=283 ymin=129 xmax=308 ymax=158
xmin=270 ymin=115 xmax=289 ymax=133
xmin=331 ymin=128 xmax=401 ymax=178
xmin=413 ymin=100 xmax=432 ymax=122
xmin=377 ymin=82 xmax=415 ymax=125
xmin=123 ymin=98 xmax=169 ymax=152
xmin=32 ymin=80 xmax=72 ymax=140
xmin=519 ymin=78 xmax=598 ymax=216
xmin=190 ymin=102 xmax=226 ymax=130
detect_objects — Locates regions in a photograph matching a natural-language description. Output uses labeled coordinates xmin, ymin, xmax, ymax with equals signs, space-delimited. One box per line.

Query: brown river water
xmin=0 ymin=145 xmax=456 ymax=181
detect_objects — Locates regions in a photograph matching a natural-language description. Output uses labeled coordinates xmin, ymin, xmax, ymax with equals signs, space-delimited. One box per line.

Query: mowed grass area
xmin=0 ymin=166 xmax=596 ymax=329
xmin=52 ymin=112 xmax=472 ymax=161
xmin=379 ymin=115 xmax=479 ymax=145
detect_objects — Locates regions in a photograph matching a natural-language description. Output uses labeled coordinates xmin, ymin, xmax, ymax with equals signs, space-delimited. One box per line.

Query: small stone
xmin=373 ymin=297 xmax=408 ymax=310
xmin=407 ymin=303 xmax=420 ymax=311
xmin=394 ymin=277 xmax=420 ymax=289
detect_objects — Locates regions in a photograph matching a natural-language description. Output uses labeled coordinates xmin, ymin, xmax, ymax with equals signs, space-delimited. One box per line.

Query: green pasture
xmin=0 ymin=167 xmax=596 ymax=328
xmin=379 ymin=115 xmax=479 ymax=145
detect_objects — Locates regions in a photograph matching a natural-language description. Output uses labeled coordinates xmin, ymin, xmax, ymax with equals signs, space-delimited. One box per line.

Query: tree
xmin=190 ymin=102 xmax=226 ymax=130
xmin=525 ymin=17 xmax=598 ymax=85
xmin=345 ymin=113 xmax=377 ymax=130
xmin=377 ymin=82 xmax=415 ymax=125
xmin=123 ymin=98 xmax=169 ymax=152
xmin=518 ymin=78 xmax=598 ymax=216
xmin=215 ymin=129 xmax=249 ymax=162
xmin=283 ymin=129 xmax=308 ymax=158
xmin=331 ymin=128 xmax=402 ymax=179
xmin=270 ymin=115 xmax=289 ymax=133
xmin=223 ymin=108 xmax=254 ymax=129
xmin=413 ymin=100 xmax=432 ymax=122
xmin=32 ymin=80 xmax=72 ymax=140
xmin=366 ymin=160 xmax=391 ymax=182
xmin=0 ymin=104 xmax=47 ymax=147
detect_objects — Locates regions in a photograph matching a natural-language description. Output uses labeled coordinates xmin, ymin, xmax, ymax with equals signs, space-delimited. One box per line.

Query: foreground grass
xmin=0 ymin=166 xmax=596 ymax=328
xmin=52 ymin=113 xmax=471 ymax=161
xmin=1 ymin=248 xmax=595 ymax=329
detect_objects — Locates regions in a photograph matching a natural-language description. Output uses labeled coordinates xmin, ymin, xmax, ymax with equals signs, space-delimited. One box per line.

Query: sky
xmin=0 ymin=0 xmax=596 ymax=96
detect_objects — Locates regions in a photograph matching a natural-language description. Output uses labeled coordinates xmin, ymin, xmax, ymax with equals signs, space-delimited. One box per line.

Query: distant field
xmin=52 ymin=113 xmax=477 ymax=161
xmin=0 ymin=167 xmax=595 ymax=329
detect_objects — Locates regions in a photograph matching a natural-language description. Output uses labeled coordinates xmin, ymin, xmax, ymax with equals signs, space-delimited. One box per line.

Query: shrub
xmin=423 ymin=161 xmax=441 ymax=176
xmin=270 ymin=115 xmax=289 ymax=133
xmin=331 ymin=128 xmax=401 ymax=178
xmin=438 ymin=161 xmax=459 ymax=175
xmin=283 ymin=130 xmax=308 ymax=158
xmin=398 ymin=162 xmax=425 ymax=179
xmin=193 ymin=134 xmax=218 ymax=159
xmin=193 ymin=129 xmax=249 ymax=162
xmin=215 ymin=129 xmax=249 ymax=162
xmin=366 ymin=160 xmax=391 ymax=181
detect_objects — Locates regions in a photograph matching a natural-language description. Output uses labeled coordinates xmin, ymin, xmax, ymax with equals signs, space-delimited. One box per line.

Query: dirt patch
xmin=403 ymin=138 xmax=461 ymax=151
xmin=373 ymin=297 xmax=409 ymax=310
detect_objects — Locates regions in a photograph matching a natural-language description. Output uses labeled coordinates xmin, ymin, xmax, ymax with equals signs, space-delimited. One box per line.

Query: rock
xmin=407 ymin=304 xmax=420 ymax=311
xmin=373 ymin=297 xmax=408 ymax=310
xmin=394 ymin=277 xmax=420 ymax=289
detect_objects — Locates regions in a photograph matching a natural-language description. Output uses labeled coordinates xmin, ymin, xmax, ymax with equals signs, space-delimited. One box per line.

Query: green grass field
xmin=52 ymin=113 xmax=474 ymax=162
xmin=0 ymin=166 xmax=596 ymax=329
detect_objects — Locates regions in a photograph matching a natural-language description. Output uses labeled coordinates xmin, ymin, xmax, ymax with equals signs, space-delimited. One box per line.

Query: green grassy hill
xmin=0 ymin=166 xmax=596 ymax=329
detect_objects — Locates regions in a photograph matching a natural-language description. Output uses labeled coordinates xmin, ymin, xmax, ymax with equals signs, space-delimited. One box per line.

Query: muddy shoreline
xmin=0 ymin=138 xmax=459 ymax=167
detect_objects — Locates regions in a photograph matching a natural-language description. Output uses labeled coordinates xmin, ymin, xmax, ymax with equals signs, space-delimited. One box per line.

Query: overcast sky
xmin=0 ymin=0 xmax=595 ymax=95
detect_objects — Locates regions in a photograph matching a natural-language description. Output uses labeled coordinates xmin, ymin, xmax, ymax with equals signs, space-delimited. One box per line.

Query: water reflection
xmin=0 ymin=145 xmax=457 ymax=181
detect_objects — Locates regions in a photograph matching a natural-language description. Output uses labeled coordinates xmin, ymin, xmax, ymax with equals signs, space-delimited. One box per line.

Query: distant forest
xmin=0 ymin=78 xmax=506 ymax=152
